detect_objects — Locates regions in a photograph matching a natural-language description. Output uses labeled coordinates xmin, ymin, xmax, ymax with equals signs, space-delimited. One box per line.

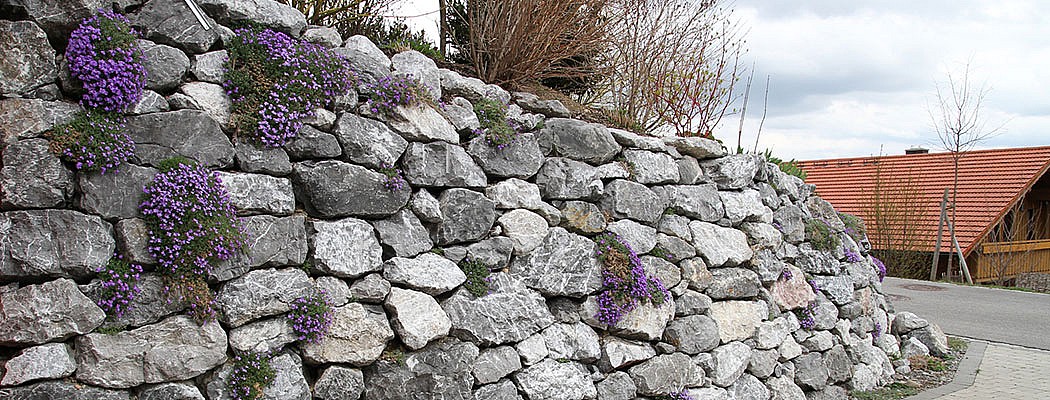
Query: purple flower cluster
xmin=780 ymin=267 xmax=793 ymax=281
xmin=364 ymin=74 xmax=424 ymax=115
xmin=795 ymin=302 xmax=817 ymax=330
xmin=844 ymin=247 xmax=863 ymax=263
xmin=378 ymin=162 xmax=407 ymax=192
xmin=661 ymin=390 xmax=695 ymax=400
xmin=95 ymin=253 xmax=143 ymax=317
xmin=593 ymin=232 xmax=670 ymax=326
xmin=140 ymin=160 xmax=245 ymax=322
xmin=225 ymin=28 xmax=354 ymax=147
xmin=66 ymin=10 xmax=146 ymax=113
xmin=872 ymin=256 xmax=887 ymax=282
xmin=287 ymin=291 xmax=334 ymax=344
xmin=873 ymin=322 xmax=883 ymax=340
xmin=49 ymin=111 xmax=135 ymax=174
xmin=808 ymin=278 xmax=821 ymax=293
xmin=228 ymin=352 xmax=276 ymax=400
xmin=473 ymin=98 xmax=520 ymax=149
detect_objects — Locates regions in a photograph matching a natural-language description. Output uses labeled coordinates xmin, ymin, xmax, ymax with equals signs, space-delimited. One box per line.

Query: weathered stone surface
xmin=433 ymin=188 xmax=496 ymax=245
xmin=659 ymin=214 xmax=693 ymax=241
xmin=190 ymin=50 xmax=227 ymax=83
xmin=385 ymin=287 xmax=451 ymax=350
xmin=811 ymin=275 xmax=853 ymax=305
xmin=513 ymin=359 xmax=597 ymax=400
xmin=663 ymin=136 xmax=726 ymax=159
xmin=335 ymin=35 xmax=390 ymax=88
xmin=234 ymin=140 xmax=292 ymax=176
xmin=442 ymin=273 xmax=555 ymax=346
xmin=680 ymin=257 xmax=714 ymax=292
xmin=755 ymin=317 xmax=791 ymax=350
xmin=333 ymin=113 xmax=407 ymax=169
xmin=793 ymin=353 xmax=829 ymax=390
xmin=372 ymin=209 xmax=432 ymax=257
xmin=82 ymin=274 xmax=183 ymax=330
xmin=310 ymin=217 xmax=383 ymax=278
xmin=657 ymin=233 xmax=696 ymax=262
xmin=314 ymin=366 xmax=364 ymax=400
xmin=301 ymin=303 xmax=393 ymax=365
xmin=510 ymin=227 xmax=602 ymax=297
xmin=467 ymin=133 xmax=545 ymax=179
xmin=383 ymin=104 xmax=459 ymax=143
xmin=408 ymin=188 xmax=442 ymax=223
xmin=535 ymin=157 xmax=603 ymax=200
xmin=663 ymin=315 xmax=720 ymax=354
xmin=75 ymin=315 xmax=227 ymax=389
xmin=690 ymin=221 xmax=753 ymax=267
xmin=113 ymin=218 xmax=153 ymax=266
xmin=214 ymin=268 xmax=313 ymax=327
xmin=127 ymin=110 xmax=234 ymax=168
xmin=76 ymin=163 xmax=155 ymax=219
xmin=596 ymin=371 xmax=638 ymax=400
xmin=700 ymin=154 xmax=763 ymax=190
xmin=628 ymin=353 xmax=697 ymax=396
xmin=0 ymin=342 xmax=76 ymax=386
xmin=386 ymin=251 xmax=468 ymax=293
xmin=900 ymin=336 xmax=930 ymax=359
xmin=541 ymin=118 xmax=620 ymax=165
xmin=623 ymin=149 xmax=679 ymax=184
xmin=607 ymin=219 xmax=657 ymax=255
xmin=708 ymin=341 xmax=752 ymax=387
xmin=850 ymin=364 xmax=879 ymax=392
xmin=291 ymin=160 xmax=409 ymax=218
xmin=708 ymin=301 xmax=766 ymax=344
xmin=198 ymin=0 xmax=307 ymax=36
xmin=656 ymin=184 xmax=724 ymax=222
xmin=560 ymin=201 xmax=606 ymax=234
xmin=139 ymin=40 xmax=189 ymax=92
xmin=403 ymin=141 xmax=486 ymax=188
xmin=212 ymin=215 xmax=307 ymax=280
xmin=466 ymin=237 xmax=515 ymax=270
xmin=748 ymin=349 xmax=778 ymax=379
xmin=0 ymin=98 xmax=80 ymax=145
xmin=541 ymin=321 xmax=601 ymax=363
xmin=770 ymin=266 xmax=815 ymax=311
xmin=486 ymin=178 xmax=543 ymax=210
xmin=472 ymin=345 xmax=522 ymax=385
xmin=499 ymin=209 xmax=549 ymax=255
xmin=473 ymin=380 xmax=524 ymax=400
xmin=0 ymin=20 xmax=57 ymax=96
xmin=727 ymin=373 xmax=769 ymax=400
xmin=173 ymin=82 xmax=230 ymax=126
xmin=207 ymin=351 xmax=310 ymax=400
xmin=391 ymin=50 xmax=440 ymax=99
xmin=1 ymin=138 xmax=73 ymax=209
xmin=2 ymin=380 xmax=129 ymax=400
xmin=228 ymin=317 xmax=296 ymax=354
xmin=596 ymin=162 xmax=630 ymax=180
xmin=216 ymin=171 xmax=295 ymax=216
xmin=766 ymin=375 xmax=806 ymax=400
xmin=707 ymin=268 xmax=762 ymax=300
xmin=824 ymin=345 xmax=853 ymax=384
xmin=598 ymin=336 xmax=656 ymax=371
xmin=138 ymin=382 xmax=205 ymax=400
xmin=515 ymin=333 xmax=549 ymax=365
xmin=284 ymin=124 xmax=342 ymax=160
xmin=438 ymin=69 xmax=508 ymax=103
xmin=719 ymin=189 xmax=769 ymax=225
xmin=599 ymin=179 xmax=667 ymax=224
xmin=675 ymin=290 xmax=712 ymax=317
xmin=911 ymin=323 xmax=950 ymax=358
xmin=349 ymin=274 xmax=391 ymax=304
xmin=1 ymin=277 xmax=105 ymax=346
xmin=363 ymin=337 xmax=478 ymax=400
xmin=127 ymin=90 xmax=169 ymax=115
xmin=513 ymin=91 xmax=571 ymax=118
xmin=611 ymin=298 xmax=676 ymax=341
xmin=891 ymin=311 xmax=929 ymax=335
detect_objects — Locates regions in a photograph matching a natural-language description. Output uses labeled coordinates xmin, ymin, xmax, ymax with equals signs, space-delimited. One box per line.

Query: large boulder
xmin=1 ymin=138 xmax=73 ymax=209
xmin=442 ymin=273 xmax=555 ymax=346
xmin=75 ymin=315 xmax=227 ymax=389
xmin=291 ymin=160 xmax=410 ymax=218
xmin=127 ymin=110 xmax=234 ymax=168
xmin=510 ymin=227 xmax=602 ymax=297
xmin=363 ymin=338 xmax=479 ymax=400
xmin=132 ymin=0 xmax=219 ymax=53
xmin=0 ymin=20 xmax=57 ymax=97
xmin=0 ymin=279 xmax=105 ymax=345
xmin=0 ymin=210 xmax=113 ymax=279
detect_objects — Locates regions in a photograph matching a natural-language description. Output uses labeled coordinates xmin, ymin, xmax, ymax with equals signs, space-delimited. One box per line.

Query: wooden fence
xmin=974 ymin=239 xmax=1050 ymax=282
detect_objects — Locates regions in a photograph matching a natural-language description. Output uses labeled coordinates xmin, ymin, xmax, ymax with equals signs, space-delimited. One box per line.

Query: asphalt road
xmin=883 ymin=277 xmax=1050 ymax=350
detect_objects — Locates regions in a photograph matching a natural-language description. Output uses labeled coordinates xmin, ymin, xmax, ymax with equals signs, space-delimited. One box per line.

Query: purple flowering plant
xmin=808 ymin=278 xmax=821 ymax=293
xmin=472 ymin=97 xmax=519 ymax=149
xmin=287 ymin=290 xmax=334 ymax=344
xmin=795 ymin=302 xmax=817 ymax=330
xmin=844 ymin=247 xmax=863 ymax=263
xmin=224 ymin=28 xmax=354 ymax=148
xmin=140 ymin=157 xmax=245 ymax=323
xmin=648 ymin=245 xmax=677 ymax=263
xmin=658 ymin=390 xmax=695 ymax=400
xmin=66 ymin=10 xmax=147 ymax=113
xmin=593 ymin=232 xmax=670 ymax=326
xmin=364 ymin=74 xmax=426 ymax=116
xmin=378 ymin=162 xmax=407 ymax=192
xmin=873 ymin=321 xmax=883 ymax=340
xmin=47 ymin=110 xmax=135 ymax=174
xmin=779 ymin=267 xmax=793 ymax=281
xmin=804 ymin=218 xmax=840 ymax=251
xmin=838 ymin=212 xmax=867 ymax=244
xmin=872 ymin=256 xmax=887 ymax=282
xmin=228 ymin=352 xmax=276 ymax=400
xmin=95 ymin=253 xmax=143 ymax=318
xmin=459 ymin=257 xmax=494 ymax=297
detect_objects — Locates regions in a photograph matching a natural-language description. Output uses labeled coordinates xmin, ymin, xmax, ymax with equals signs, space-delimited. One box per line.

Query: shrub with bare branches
xmin=279 ymin=0 xmax=393 ymax=39
xmin=862 ymin=162 xmax=931 ymax=279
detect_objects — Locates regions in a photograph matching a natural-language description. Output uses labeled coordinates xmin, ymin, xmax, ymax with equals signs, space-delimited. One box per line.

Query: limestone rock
xmin=139 ymin=40 xmax=189 ymax=92
xmin=486 ymin=178 xmax=543 ymax=210
xmin=385 ymin=287 xmax=451 ymax=350
xmin=403 ymin=141 xmax=486 ymax=188
xmin=700 ymin=154 xmax=763 ymax=190
xmin=770 ymin=266 xmax=815 ymax=311
xmin=719 ymin=189 xmax=769 ymax=225
xmin=214 ymin=268 xmax=313 ymax=327
xmin=542 ymin=322 xmax=601 ymax=363
xmin=349 ymin=274 xmax=391 ymax=304
xmin=467 ymin=133 xmax=546 ymax=179
xmin=0 ymin=20 xmax=57 ymax=96
xmin=0 ymin=98 xmax=80 ymax=145
xmin=433 ymin=188 xmax=497 ymax=245
xmin=216 ymin=171 xmax=295 ymax=216
xmin=0 ymin=278 xmax=104 ymax=345
xmin=442 ymin=273 xmax=555 ymax=346
xmin=599 ymin=179 xmax=667 ymax=224
xmin=301 ymin=303 xmax=393 ymax=365
xmin=510 ymin=227 xmax=602 ymax=297
xmin=310 ymin=217 xmax=383 ymax=278
xmin=707 ymin=268 xmax=762 ymax=300
xmin=473 ymin=380 xmax=524 ymax=400
xmin=138 ymin=382 xmax=205 ymax=400
xmin=792 ymin=353 xmax=829 ymax=391
xmin=663 ymin=315 xmax=720 ymax=354
xmin=708 ymin=341 xmax=752 ymax=387
xmin=127 ymin=110 xmax=234 ymax=168
xmin=910 ymin=323 xmax=950 ymax=358
xmin=689 ymin=221 xmax=753 ymax=267
xmin=513 ymin=91 xmax=571 ymax=118
xmin=214 ymin=214 xmax=307 ymax=280
xmin=472 ymin=346 xmax=522 ymax=385
xmin=611 ymin=298 xmax=676 ymax=341
xmin=726 ymin=373 xmax=769 ymax=400
xmin=513 ymin=359 xmax=597 ymax=400
xmin=540 ymin=118 xmax=621 ymax=165
xmin=382 ymin=104 xmax=459 ymax=143
xmin=198 ymin=0 xmax=307 ymax=36
xmin=607 ymin=219 xmax=657 ymax=255
xmin=1 ymin=138 xmax=73 ymax=209
xmin=708 ymin=301 xmax=766 ymax=344
xmin=234 ymin=140 xmax=292 ymax=176
xmin=1 ymin=380 xmax=130 ymax=400
xmin=284 ymin=125 xmax=342 ymax=160
xmin=0 ymin=342 xmax=76 ymax=386
xmin=628 ymin=353 xmax=698 ymax=396
xmin=498 ymin=209 xmax=550 ymax=255
xmin=228 ymin=317 xmax=296 ymax=354
xmin=663 ymin=136 xmax=726 ymax=159
xmin=515 ymin=333 xmax=549 ymax=365
xmin=535 ymin=157 xmax=603 ymax=200
xmin=333 ymin=113 xmax=407 ymax=169
xmin=372 ymin=209 xmax=432 ymax=257
xmin=623 ymin=149 xmax=679 ymax=184
xmin=314 ymin=366 xmax=364 ymax=400
xmin=291 ymin=160 xmax=410 ymax=218
xmin=190 ymin=50 xmax=227 ymax=83
xmin=363 ymin=338 xmax=478 ymax=400
xmin=599 ymin=336 xmax=656 ymax=371
xmin=656 ymin=184 xmax=724 ymax=222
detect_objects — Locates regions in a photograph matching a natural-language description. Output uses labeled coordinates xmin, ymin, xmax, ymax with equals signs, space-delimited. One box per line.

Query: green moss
xmin=473 ymin=98 xmax=517 ymax=148
xmin=458 ymin=257 xmax=492 ymax=297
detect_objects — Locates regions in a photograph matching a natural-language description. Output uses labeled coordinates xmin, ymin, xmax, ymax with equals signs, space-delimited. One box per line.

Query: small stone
xmin=138 ymin=382 xmax=205 ymax=400
xmin=472 ymin=346 xmax=522 ymax=385
xmin=302 ymin=26 xmax=342 ymax=47
xmin=403 ymin=141 xmax=487 ymax=188
xmin=0 ymin=342 xmax=77 ymax=386
xmin=190 ymin=50 xmax=227 ymax=83
xmin=606 ymin=219 xmax=657 ymax=254
xmin=596 ymin=371 xmax=638 ymax=400
xmin=793 ymin=353 xmax=829 ymax=391
xmin=310 ymin=217 xmax=383 ymax=278
xmin=663 ymin=315 xmax=720 ymax=354
xmin=385 ymin=287 xmax=452 ymax=350
xmin=349 ymin=274 xmax=390 ymax=304
xmin=663 ymin=136 xmax=726 ymax=159
xmin=409 ymin=189 xmax=443 ymax=223
xmin=381 ymin=104 xmax=459 ymax=143
xmin=706 ymin=268 xmax=762 ymax=300
xmin=516 ymin=333 xmax=550 ymax=365
xmin=513 ymin=359 xmax=597 ymax=400
xmin=542 ymin=322 xmax=601 ymax=363
xmin=174 ymin=81 xmax=230 ymax=125
xmin=300 ymin=303 xmax=393 ymax=365
xmin=560 ymin=201 xmax=607 ymax=234
xmin=499 ymin=209 xmax=550 ymax=255
xmin=473 ymin=380 xmax=524 ymax=400
xmin=623 ymin=149 xmax=679 ymax=184
xmin=700 ymin=154 xmax=763 ymax=190
xmin=466 ymin=133 xmax=546 ymax=179
xmin=314 ymin=366 xmax=364 ymax=400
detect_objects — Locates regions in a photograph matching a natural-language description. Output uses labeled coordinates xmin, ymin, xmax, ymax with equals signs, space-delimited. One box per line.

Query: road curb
xmin=906 ymin=340 xmax=986 ymax=399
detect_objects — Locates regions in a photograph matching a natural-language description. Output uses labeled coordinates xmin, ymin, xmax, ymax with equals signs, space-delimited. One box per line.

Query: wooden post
xmin=931 ymin=188 xmax=949 ymax=281
xmin=946 ymin=217 xmax=974 ymax=284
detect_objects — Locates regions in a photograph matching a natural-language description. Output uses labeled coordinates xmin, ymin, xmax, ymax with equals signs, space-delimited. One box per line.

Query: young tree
xmin=928 ymin=60 xmax=1005 ymax=275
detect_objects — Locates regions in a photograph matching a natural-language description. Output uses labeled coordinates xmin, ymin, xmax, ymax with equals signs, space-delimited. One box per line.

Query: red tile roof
xmin=797 ymin=146 xmax=1050 ymax=255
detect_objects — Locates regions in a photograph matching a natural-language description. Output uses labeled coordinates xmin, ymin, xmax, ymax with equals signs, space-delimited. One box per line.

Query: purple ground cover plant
xmin=472 ymin=97 xmax=519 ymax=149
xmin=873 ymin=321 xmax=883 ymax=340
xmin=95 ymin=253 xmax=143 ymax=318
xmin=47 ymin=111 xmax=135 ymax=174
xmin=780 ymin=267 xmax=793 ymax=281
xmin=844 ymin=247 xmax=863 ymax=263
xmin=658 ymin=390 xmax=694 ymax=400
xmin=593 ymin=232 xmax=669 ymax=326
xmin=287 ymin=290 xmax=334 ymax=344
xmin=364 ymin=74 xmax=425 ymax=115
xmin=228 ymin=352 xmax=276 ymax=400
xmin=808 ymin=278 xmax=820 ymax=293
xmin=140 ymin=158 xmax=245 ymax=323
xmin=66 ymin=10 xmax=147 ymax=113
xmin=224 ymin=28 xmax=354 ymax=148
xmin=459 ymin=257 xmax=494 ymax=297
xmin=872 ymin=256 xmax=887 ymax=282
xmin=795 ymin=302 xmax=817 ymax=330
xmin=378 ymin=162 xmax=407 ymax=191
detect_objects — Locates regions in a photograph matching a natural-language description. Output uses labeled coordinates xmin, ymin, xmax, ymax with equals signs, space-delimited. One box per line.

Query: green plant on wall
xmin=805 ymin=219 xmax=840 ymax=252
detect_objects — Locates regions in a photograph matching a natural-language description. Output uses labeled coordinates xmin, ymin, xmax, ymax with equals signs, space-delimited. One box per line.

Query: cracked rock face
xmin=0 ymin=278 xmax=104 ymax=346
xmin=442 ymin=273 xmax=554 ymax=346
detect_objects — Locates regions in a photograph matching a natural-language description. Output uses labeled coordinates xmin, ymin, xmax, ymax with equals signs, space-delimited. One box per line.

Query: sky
xmin=391 ymin=1 xmax=1050 ymax=161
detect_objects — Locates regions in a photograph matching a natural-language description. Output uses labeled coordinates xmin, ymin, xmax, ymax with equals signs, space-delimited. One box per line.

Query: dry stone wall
xmin=0 ymin=0 xmax=949 ymax=399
